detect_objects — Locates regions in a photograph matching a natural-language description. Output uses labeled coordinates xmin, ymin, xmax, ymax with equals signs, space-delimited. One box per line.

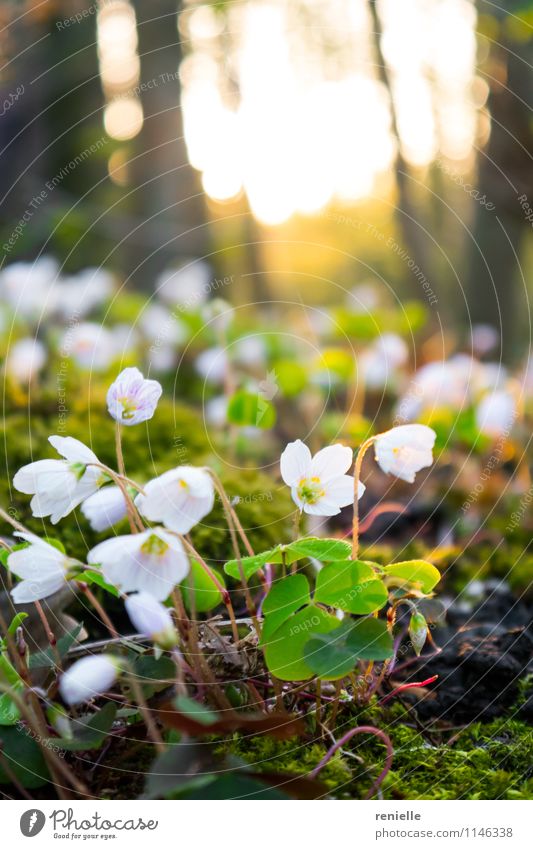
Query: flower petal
xmin=49 ymin=435 xmax=98 ymax=464
xmin=280 ymin=440 xmax=312 ymax=486
xmin=310 ymin=444 xmax=353 ymax=482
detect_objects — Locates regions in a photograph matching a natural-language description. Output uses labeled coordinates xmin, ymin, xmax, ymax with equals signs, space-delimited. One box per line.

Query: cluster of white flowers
xmin=0 ymin=258 xmax=114 ymax=324
xmin=396 ymin=354 xmax=519 ymax=438
xmin=4 ymin=358 xmax=442 ymax=705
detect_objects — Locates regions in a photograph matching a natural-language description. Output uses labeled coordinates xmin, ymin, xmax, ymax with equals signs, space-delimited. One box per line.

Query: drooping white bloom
xmin=135 ymin=467 xmax=215 ymax=534
xmin=106 ymin=367 xmax=162 ymax=426
xmin=6 ymin=338 xmax=46 ymax=383
xmin=88 ymin=527 xmax=189 ymax=601
xmin=476 ymin=390 xmax=517 ymax=438
xmin=374 ymin=424 xmax=436 ymax=483
xmin=59 ymin=655 xmax=120 ymax=706
xmin=280 ymin=440 xmax=364 ymax=516
xmin=8 ymin=532 xmax=72 ymax=603
xmin=156 ymin=259 xmax=211 ymax=308
xmin=125 ymin=592 xmax=178 ymax=649
xmin=13 ymin=436 xmax=104 ymax=524
xmin=81 ymin=486 xmax=127 ymax=532
xmin=61 ymin=322 xmax=116 ymax=371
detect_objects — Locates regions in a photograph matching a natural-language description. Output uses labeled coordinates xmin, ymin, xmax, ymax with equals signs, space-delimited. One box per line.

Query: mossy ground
xmin=219 ymin=702 xmax=533 ymax=800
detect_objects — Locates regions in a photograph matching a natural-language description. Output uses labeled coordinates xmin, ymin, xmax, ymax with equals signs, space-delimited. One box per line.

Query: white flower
xmin=233 ymin=336 xmax=267 ymax=366
xmin=59 ymin=655 xmax=120 ymax=706
xmin=6 ymin=338 xmax=46 ymax=383
xmin=156 ymin=259 xmax=211 ymax=308
xmin=195 ymin=346 xmax=228 ymax=383
xmin=360 ymin=333 xmax=409 ymax=390
xmin=61 ymin=322 xmax=116 ymax=371
xmin=280 ymin=440 xmax=363 ymax=516
xmin=476 ymin=390 xmax=516 ymax=438
xmin=201 ymin=298 xmax=234 ymax=334
xmin=205 ymin=395 xmax=228 ymax=427
xmin=135 ymin=467 xmax=215 ymax=534
xmin=470 ymin=324 xmax=499 ymax=357
xmin=139 ymin=304 xmax=188 ymax=347
xmin=396 ymin=359 xmax=471 ymax=420
xmin=0 ymin=257 xmax=58 ymax=320
xmin=106 ymin=367 xmax=162 ymax=426
xmin=374 ymin=424 xmax=436 ymax=483
xmin=88 ymin=527 xmax=189 ymax=601
xmin=125 ymin=592 xmax=177 ymax=649
xmin=8 ymin=532 xmax=72 ymax=603
xmin=13 ymin=436 xmax=104 ymax=524
xmin=81 ymin=486 xmax=127 ymax=532
xmin=54 ymin=268 xmax=114 ymax=319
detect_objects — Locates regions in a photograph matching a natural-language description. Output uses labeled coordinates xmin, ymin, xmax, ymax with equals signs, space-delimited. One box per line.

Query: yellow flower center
xmin=140 ymin=534 xmax=169 ymax=558
xmin=118 ymin=396 xmax=138 ymax=420
xmin=297 ymin=475 xmax=325 ymax=505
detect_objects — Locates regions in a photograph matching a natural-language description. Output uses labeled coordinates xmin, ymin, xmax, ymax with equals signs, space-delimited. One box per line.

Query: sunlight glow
xmin=180 ymin=0 xmax=480 ymax=224
xmin=98 ymin=0 xmax=143 ymax=141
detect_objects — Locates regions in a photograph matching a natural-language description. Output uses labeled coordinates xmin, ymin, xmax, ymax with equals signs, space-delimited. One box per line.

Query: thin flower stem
xmin=179 ymin=535 xmax=240 ymax=644
xmin=33 ymin=601 xmax=63 ymax=671
xmin=352 ymin=436 xmax=376 ymax=559
xmin=315 ymin=679 xmax=323 ymax=736
xmin=78 ymin=583 xmax=119 ymax=640
xmin=329 ymin=679 xmax=343 ymax=730
xmin=213 ymin=489 xmax=261 ymax=639
xmin=0 ymin=505 xmax=31 ymax=534
xmin=91 ymin=464 xmax=144 ymax=533
xmin=171 ymin=588 xmax=190 ymax=642
xmin=123 ymin=666 xmax=165 ymax=753
xmin=310 ymin=724 xmax=393 ymax=799
xmin=293 ymin=508 xmax=301 ymax=541
xmin=209 ymin=471 xmax=255 ymax=556
xmin=115 ymin=421 xmax=126 ymax=479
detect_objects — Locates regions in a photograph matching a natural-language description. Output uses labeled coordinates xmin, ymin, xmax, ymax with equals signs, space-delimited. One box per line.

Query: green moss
xmin=218 ymin=702 xmax=533 ymax=800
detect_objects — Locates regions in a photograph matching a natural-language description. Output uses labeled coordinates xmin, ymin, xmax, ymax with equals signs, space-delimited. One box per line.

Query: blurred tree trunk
xmin=128 ymin=0 xmax=207 ymax=288
xmin=465 ymin=3 xmax=533 ymax=362
xmin=368 ymin=0 xmax=434 ymax=301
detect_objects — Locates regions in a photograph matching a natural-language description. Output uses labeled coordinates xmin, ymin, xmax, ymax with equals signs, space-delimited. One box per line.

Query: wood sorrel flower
xmin=135 ymin=466 xmax=215 ymax=533
xmin=280 ymin=439 xmax=364 ymax=516
xmin=106 ymin=367 xmax=162 ymax=426
xmin=59 ymin=655 xmax=120 ymax=706
xmin=374 ymin=424 xmax=436 ymax=483
xmin=81 ymin=485 xmax=127 ymax=532
xmin=88 ymin=527 xmax=189 ymax=601
xmin=125 ymin=592 xmax=178 ymax=649
xmin=8 ymin=531 xmax=74 ymax=603
xmin=13 ymin=435 xmax=104 ymax=524
xmin=475 ymin=390 xmax=516 ymax=438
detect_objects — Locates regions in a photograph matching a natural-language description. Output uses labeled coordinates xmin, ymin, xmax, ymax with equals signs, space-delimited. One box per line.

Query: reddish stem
xmin=310 ymin=725 xmax=393 ymax=799
xmin=379 ymin=675 xmax=439 ymax=706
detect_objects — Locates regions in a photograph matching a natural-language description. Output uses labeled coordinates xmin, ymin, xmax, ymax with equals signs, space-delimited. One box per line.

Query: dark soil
xmin=401 ymin=582 xmax=533 ymax=723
